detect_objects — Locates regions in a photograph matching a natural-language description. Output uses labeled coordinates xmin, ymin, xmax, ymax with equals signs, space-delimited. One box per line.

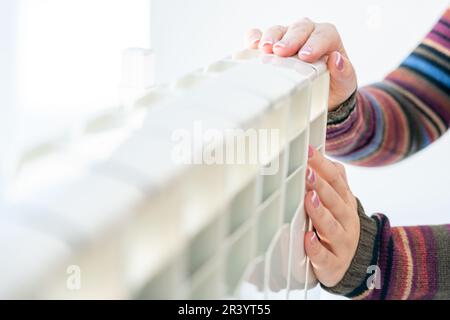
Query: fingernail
xmin=308 ymin=145 xmax=314 ymax=159
xmin=299 ymin=45 xmax=313 ymax=56
xmin=260 ymin=39 xmax=273 ymax=47
xmin=311 ymin=232 xmax=318 ymax=243
xmin=335 ymin=52 xmax=344 ymax=71
xmin=311 ymin=190 xmax=320 ymax=208
xmin=306 ymin=167 xmax=316 ymax=185
xmin=274 ymin=40 xmax=288 ymax=48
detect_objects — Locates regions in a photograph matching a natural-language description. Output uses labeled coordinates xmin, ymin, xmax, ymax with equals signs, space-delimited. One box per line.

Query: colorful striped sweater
xmin=324 ymin=8 xmax=450 ymax=299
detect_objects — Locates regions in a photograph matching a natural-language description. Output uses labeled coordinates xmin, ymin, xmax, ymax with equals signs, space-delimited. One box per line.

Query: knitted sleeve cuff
xmin=327 ymin=90 xmax=357 ymax=126
xmin=321 ymin=198 xmax=379 ymax=296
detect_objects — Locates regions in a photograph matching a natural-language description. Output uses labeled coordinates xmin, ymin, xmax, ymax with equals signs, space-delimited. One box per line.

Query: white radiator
xmin=0 ymin=49 xmax=329 ymax=299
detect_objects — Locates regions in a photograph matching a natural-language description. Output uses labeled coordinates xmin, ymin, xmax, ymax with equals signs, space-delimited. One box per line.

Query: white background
xmin=0 ymin=0 xmax=151 ymax=185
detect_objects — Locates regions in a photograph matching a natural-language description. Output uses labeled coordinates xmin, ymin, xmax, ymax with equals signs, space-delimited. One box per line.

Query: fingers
xmin=304 ymin=231 xmax=336 ymax=271
xmin=246 ymin=28 xmax=262 ymax=49
xmin=332 ymin=161 xmax=349 ymax=186
xmin=327 ymin=51 xmax=358 ymax=108
xmin=304 ymin=231 xmax=345 ymax=287
xmin=332 ymin=161 xmax=358 ymax=209
xmin=272 ymin=18 xmax=315 ymax=57
xmin=304 ymin=190 xmax=344 ymax=245
xmin=297 ymin=23 xmax=344 ymax=62
xmin=246 ymin=20 xmax=357 ymax=111
xmin=305 ymin=166 xmax=352 ymax=229
xmin=327 ymin=51 xmax=354 ymax=83
xmin=259 ymin=25 xmax=287 ymax=54
xmin=307 ymin=146 xmax=350 ymax=203
xmin=305 ymin=164 xmax=345 ymax=210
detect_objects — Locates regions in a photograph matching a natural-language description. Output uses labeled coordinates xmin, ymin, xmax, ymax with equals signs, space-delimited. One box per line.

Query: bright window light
xmin=14 ymin=0 xmax=150 ymax=150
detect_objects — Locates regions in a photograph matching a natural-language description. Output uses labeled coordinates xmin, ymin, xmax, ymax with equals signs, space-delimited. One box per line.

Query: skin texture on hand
xmin=245 ymin=18 xmax=358 ymax=110
xmin=303 ymin=145 xmax=360 ymax=287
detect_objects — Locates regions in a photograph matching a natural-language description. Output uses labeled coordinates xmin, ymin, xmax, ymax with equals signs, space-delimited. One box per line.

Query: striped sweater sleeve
xmin=326 ymin=8 xmax=450 ymax=166
xmin=324 ymin=201 xmax=450 ymax=300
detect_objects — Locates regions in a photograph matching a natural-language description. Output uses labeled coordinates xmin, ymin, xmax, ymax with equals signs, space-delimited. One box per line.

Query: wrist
xmin=327 ymin=89 xmax=357 ymax=125
xmin=321 ymin=198 xmax=379 ymax=297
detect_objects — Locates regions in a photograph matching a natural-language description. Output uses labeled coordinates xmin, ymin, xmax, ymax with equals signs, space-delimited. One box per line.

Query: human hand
xmin=303 ymin=146 xmax=360 ymax=287
xmin=245 ymin=19 xmax=357 ymax=110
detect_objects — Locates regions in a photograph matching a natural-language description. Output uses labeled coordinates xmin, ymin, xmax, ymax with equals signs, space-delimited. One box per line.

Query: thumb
xmin=327 ymin=51 xmax=357 ymax=110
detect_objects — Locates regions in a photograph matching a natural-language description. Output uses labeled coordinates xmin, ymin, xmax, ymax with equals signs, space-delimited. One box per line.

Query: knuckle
xmin=300 ymin=17 xmax=313 ymax=24
xmin=313 ymin=29 xmax=327 ymax=39
xmin=314 ymin=151 xmax=324 ymax=166
xmin=290 ymin=18 xmax=313 ymax=31
xmin=326 ymin=218 xmax=340 ymax=236
xmin=333 ymin=161 xmax=346 ymax=176
xmin=269 ymin=24 xmax=286 ymax=33
xmin=314 ymin=23 xmax=337 ymax=38
xmin=313 ymin=201 xmax=325 ymax=218
xmin=289 ymin=24 xmax=308 ymax=34
xmin=343 ymin=185 xmax=356 ymax=205
xmin=317 ymin=182 xmax=338 ymax=204
xmin=329 ymin=168 xmax=341 ymax=186
xmin=307 ymin=237 xmax=321 ymax=256
xmin=247 ymin=28 xmax=260 ymax=35
xmin=322 ymin=22 xmax=338 ymax=33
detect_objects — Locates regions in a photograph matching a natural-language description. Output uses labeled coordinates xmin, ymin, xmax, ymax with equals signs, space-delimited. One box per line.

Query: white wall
xmin=0 ymin=0 xmax=19 ymax=195
xmin=0 ymin=0 xmax=151 ymax=193
xmin=151 ymin=0 xmax=450 ymax=226
xmin=16 ymin=0 xmax=150 ymax=116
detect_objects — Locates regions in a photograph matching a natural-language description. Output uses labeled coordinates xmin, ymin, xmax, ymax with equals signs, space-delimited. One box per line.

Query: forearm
xmin=326 ymin=8 xmax=450 ymax=166
xmin=324 ymin=201 xmax=450 ymax=300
